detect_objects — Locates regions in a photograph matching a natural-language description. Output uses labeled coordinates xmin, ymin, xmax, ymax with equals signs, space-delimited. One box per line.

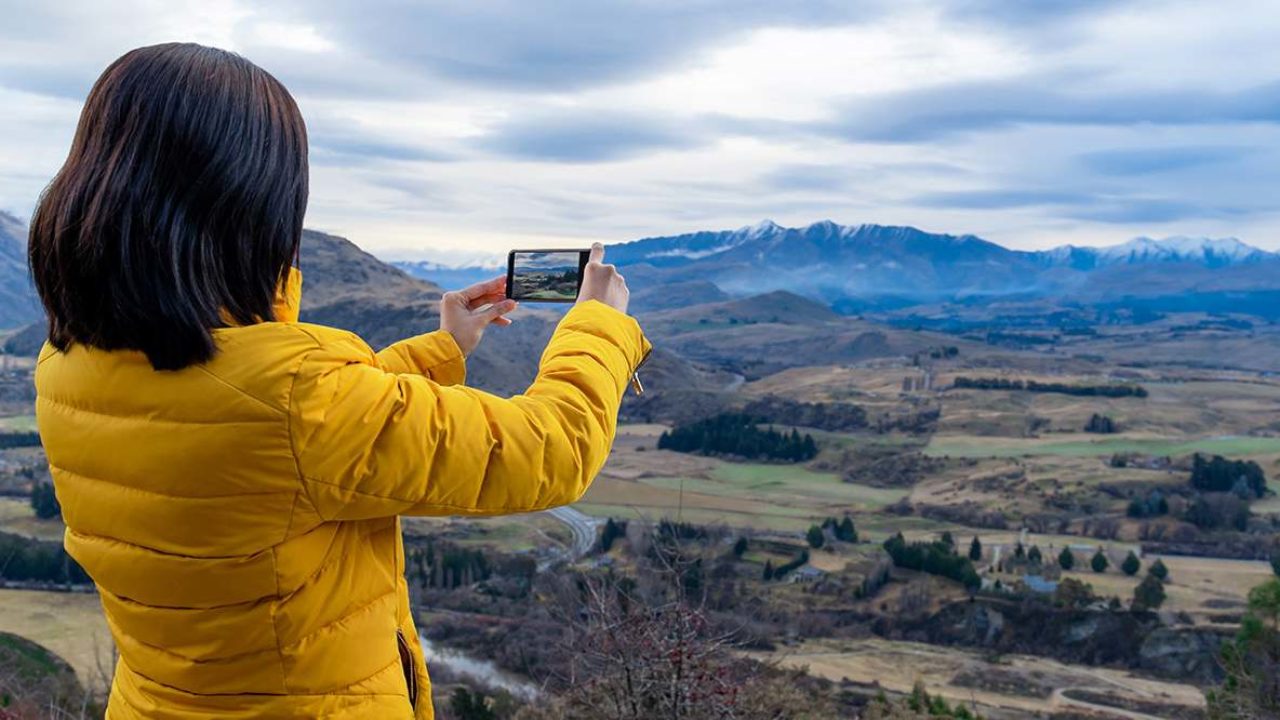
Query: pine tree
xmin=968 ymin=536 xmax=982 ymax=561
xmin=1149 ymin=558 xmax=1169 ymax=581
xmin=1014 ymin=541 xmax=1026 ymax=560
xmin=1091 ymin=549 xmax=1109 ymax=573
xmin=1271 ymin=550 xmax=1280 ymax=577
xmin=1027 ymin=545 xmax=1043 ymax=565
xmin=1121 ymin=551 xmax=1141 ymax=576
xmin=762 ymin=561 xmax=774 ymax=581
xmin=837 ymin=516 xmax=858 ymax=543
xmin=806 ymin=524 xmax=825 ymax=549
xmin=733 ymin=536 xmax=749 ymax=557
xmin=940 ymin=531 xmax=955 ymax=550
xmin=1058 ymin=547 xmax=1075 ymax=570
xmin=1132 ymin=575 xmax=1166 ymax=611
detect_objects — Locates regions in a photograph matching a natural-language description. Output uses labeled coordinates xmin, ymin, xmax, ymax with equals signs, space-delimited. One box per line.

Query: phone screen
xmin=506 ymin=249 xmax=590 ymax=302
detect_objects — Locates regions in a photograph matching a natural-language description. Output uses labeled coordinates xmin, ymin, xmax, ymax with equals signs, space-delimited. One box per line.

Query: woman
xmin=30 ymin=43 xmax=649 ymax=719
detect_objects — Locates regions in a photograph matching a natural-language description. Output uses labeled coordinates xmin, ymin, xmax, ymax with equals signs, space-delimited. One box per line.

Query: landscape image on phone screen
xmin=510 ymin=251 xmax=582 ymax=300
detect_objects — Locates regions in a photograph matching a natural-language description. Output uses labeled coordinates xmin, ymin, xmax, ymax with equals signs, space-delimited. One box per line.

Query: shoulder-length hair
xmin=30 ymin=42 xmax=308 ymax=370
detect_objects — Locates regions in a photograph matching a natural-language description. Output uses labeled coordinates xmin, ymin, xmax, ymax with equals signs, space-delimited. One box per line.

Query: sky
xmin=1 ymin=0 xmax=1278 ymax=262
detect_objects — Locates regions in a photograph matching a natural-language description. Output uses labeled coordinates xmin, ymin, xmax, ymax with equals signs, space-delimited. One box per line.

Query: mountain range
xmin=0 ymin=211 xmax=41 ymax=328
xmin=396 ymin=220 xmax=1280 ymax=317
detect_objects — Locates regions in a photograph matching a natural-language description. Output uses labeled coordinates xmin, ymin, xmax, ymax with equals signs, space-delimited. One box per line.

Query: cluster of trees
xmin=657 ymin=413 xmax=818 ymax=462
xmin=952 ymin=376 xmax=1148 ymax=398
xmin=1127 ymin=489 xmax=1169 ymax=518
xmin=1191 ymin=454 xmax=1268 ymax=498
xmin=883 ymin=533 xmax=981 ymax=590
xmin=1186 ymin=493 xmax=1252 ymax=531
xmin=1084 ymin=413 xmax=1119 ymax=434
xmin=761 ymin=549 xmax=809 ymax=582
xmin=0 ymin=432 xmax=40 ymax=449
xmin=809 ymin=515 xmax=857 ymax=547
xmin=407 ymin=542 xmax=491 ymax=590
xmin=29 ymin=481 xmax=60 ymax=520
xmin=927 ymin=346 xmax=960 ymax=359
xmin=742 ymin=396 xmax=868 ymax=432
xmin=0 ymin=531 xmax=90 ymax=585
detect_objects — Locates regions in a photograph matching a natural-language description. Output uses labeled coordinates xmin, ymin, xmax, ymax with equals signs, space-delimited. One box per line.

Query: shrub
xmin=1149 ymin=558 xmax=1169 ymax=581
xmin=29 ymin=481 xmax=60 ymax=521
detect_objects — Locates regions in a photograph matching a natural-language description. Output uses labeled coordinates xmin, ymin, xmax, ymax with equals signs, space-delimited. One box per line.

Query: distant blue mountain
xmin=392 ymin=260 xmax=501 ymax=291
xmin=397 ymin=219 xmax=1280 ymax=317
xmin=0 ymin=211 xmax=42 ymax=329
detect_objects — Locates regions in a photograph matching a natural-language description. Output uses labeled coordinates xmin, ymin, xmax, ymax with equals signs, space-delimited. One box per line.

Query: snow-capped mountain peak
xmin=1096 ymin=236 xmax=1271 ymax=266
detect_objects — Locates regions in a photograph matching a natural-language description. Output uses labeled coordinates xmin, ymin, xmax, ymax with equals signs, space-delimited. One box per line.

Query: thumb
xmin=588 ymin=242 xmax=605 ymax=264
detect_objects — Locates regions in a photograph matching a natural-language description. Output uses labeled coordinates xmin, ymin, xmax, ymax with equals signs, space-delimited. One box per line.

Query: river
xmin=419 ymin=635 xmax=542 ymax=700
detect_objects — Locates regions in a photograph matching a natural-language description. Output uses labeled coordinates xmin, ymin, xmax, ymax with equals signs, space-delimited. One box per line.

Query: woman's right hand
xmin=577 ymin=243 xmax=629 ymax=314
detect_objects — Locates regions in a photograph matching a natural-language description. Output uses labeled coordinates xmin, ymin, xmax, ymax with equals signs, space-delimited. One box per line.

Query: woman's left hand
xmin=439 ymin=276 xmax=518 ymax=357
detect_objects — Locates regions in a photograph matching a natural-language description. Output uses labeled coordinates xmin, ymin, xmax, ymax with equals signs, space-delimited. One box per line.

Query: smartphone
xmin=505 ymin=249 xmax=591 ymax=302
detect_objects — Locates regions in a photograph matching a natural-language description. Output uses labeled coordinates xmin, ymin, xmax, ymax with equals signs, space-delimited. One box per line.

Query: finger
xmin=466 ymin=291 xmax=507 ymax=310
xmin=482 ymin=299 xmax=518 ymax=319
xmin=492 ymin=315 xmax=513 ymax=327
xmin=459 ymin=275 xmax=507 ymax=301
xmin=588 ymin=242 xmax=604 ymax=264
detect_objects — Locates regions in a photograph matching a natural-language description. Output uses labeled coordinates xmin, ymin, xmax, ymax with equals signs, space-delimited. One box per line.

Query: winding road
xmin=538 ymin=506 xmax=602 ymax=570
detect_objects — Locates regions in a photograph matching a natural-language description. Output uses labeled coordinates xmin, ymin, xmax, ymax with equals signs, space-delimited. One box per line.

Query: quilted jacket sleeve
xmin=374 ymin=330 xmax=466 ymax=386
xmin=289 ymin=301 xmax=650 ymax=521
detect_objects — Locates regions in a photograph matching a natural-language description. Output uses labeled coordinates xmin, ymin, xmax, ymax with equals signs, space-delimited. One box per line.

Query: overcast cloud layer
xmin=1 ymin=0 xmax=1278 ymax=259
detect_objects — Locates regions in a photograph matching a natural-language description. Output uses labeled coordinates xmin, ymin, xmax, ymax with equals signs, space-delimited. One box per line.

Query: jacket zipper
xmin=396 ymin=629 xmax=418 ymax=709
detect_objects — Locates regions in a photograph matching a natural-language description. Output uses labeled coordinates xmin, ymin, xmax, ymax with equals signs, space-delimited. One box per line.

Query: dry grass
xmin=0 ymin=497 xmax=65 ymax=542
xmin=755 ymin=636 xmax=1206 ymax=717
xmin=0 ymin=589 xmax=114 ymax=694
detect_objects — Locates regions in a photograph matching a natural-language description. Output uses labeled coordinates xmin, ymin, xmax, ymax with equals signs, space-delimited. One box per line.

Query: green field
xmin=0 ymin=415 xmax=37 ymax=432
xmin=924 ymin=434 xmax=1280 ymax=459
xmin=707 ymin=463 xmax=906 ymax=508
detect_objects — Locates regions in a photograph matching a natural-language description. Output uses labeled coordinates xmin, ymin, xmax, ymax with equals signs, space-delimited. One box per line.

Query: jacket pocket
xmin=396 ymin=629 xmax=418 ymax=709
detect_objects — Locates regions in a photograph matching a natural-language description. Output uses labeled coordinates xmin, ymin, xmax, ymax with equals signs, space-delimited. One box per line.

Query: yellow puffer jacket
xmin=34 ymin=269 xmax=650 ymax=719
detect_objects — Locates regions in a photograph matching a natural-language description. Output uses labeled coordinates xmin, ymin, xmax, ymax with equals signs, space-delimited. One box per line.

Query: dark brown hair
xmin=29 ymin=43 xmax=308 ymax=370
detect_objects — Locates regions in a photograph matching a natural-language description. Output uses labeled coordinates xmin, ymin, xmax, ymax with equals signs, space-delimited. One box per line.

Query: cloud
xmin=477 ymin=111 xmax=706 ymax=162
xmin=1078 ymin=146 xmax=1249 ymax=176
xmin=309 ymin=133 xmax=456 ymax=165
xmin=281 ymin=0 xmax=884 ymax=93
xmin=758 ymin=164 xmax=855 ymax=192
xmin=915 ymin=185 xmax=1258 ymax=225
xmin=824 ymin=78 xmax=1280 ymax=141
xmin=913 ymin=189 xmax=1096 ymax=209
xmin=3 ymin=0 xmax=1280 ymax=253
